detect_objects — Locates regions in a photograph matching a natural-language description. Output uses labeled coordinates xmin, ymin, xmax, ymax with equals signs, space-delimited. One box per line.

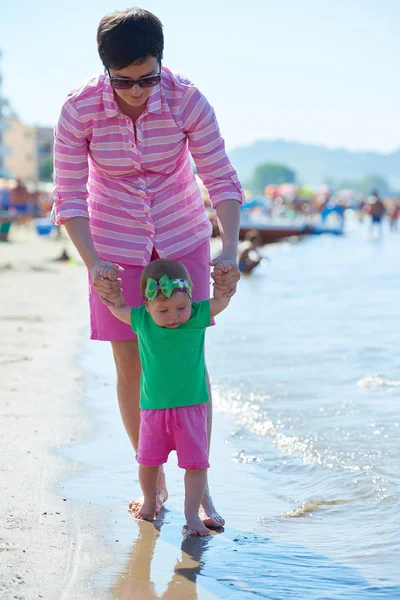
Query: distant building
xmin=3 ymin=117 xmax=36 ymax=180
xmin=0 ymin=51 xmax=12 ymax=178
xmin=3 ymin=117 xmax=53 ymax=182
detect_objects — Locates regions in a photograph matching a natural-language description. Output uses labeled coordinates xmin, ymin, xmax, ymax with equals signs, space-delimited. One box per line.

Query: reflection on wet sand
xmin=111 ymin=517 xmax=219 ymax=599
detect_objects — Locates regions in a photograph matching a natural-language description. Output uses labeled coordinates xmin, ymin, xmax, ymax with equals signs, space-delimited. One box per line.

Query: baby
xmin=106 ymin=258 xmax=231 ymax=535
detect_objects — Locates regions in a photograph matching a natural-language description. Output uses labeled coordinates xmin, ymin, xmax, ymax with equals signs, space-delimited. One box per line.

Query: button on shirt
xmin=52 ymin=66 xmax=245 ymax=266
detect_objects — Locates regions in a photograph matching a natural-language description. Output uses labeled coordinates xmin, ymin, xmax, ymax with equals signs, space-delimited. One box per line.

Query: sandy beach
xmin=0 ymin=226 xmax=114 ymax=599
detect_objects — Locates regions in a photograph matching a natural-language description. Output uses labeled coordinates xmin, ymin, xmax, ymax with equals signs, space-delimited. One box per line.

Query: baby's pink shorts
xmin=89 ymin=240 xmax=212 ymax=341
xmin=137 ymin=403 xmax=210 ymax=470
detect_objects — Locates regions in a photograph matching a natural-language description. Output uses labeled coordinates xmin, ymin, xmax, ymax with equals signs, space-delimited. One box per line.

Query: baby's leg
xmin=184 ymin=469 xmax=210 ymax=536
xmin=135 ymin=465 xmax=160 ymax=521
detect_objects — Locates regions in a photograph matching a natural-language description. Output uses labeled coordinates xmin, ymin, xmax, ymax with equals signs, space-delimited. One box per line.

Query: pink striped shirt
xmin=53 ymin=66 xmax=244 ymax=265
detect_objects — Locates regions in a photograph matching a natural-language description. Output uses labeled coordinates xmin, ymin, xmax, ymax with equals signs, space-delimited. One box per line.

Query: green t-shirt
xmin=131 ymin=300 xmax=211 ymax=410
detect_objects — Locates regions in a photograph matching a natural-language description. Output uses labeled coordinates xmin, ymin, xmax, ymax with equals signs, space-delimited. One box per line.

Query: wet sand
xmin=62 ymin=339 xmax=282 ymax=599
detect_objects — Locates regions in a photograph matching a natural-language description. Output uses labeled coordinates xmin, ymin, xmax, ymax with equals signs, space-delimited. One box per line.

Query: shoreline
xmin=0 ymin=227 xmax=113 ymax=599
xmin=61 ymin=337 xmax=280 ymax=599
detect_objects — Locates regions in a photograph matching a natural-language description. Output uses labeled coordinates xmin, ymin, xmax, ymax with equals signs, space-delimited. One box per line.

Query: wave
xmin=282 ymin=499 xmax=346 ymax=518
xmin=357 ymin=374 xmax=400 ymax=388
xmin=212 ymin=386 xmax=389 ymax=476
xmin=213 ymin=386 xmax=327 ymax=465
xmin=281 ymin=491 xmax=384 ymax=518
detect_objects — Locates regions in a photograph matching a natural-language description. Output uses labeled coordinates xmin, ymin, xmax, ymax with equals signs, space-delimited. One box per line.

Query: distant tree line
xmin=324 ymin=174 xmax=393 ymax=197
xmin=246 ymin=161 xmax=396 ymax=197
xmin=247 ymin=163 xmax=296 ymax=194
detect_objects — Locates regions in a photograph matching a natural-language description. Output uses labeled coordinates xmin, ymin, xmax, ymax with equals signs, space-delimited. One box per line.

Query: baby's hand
xmin=98 ymin=265 xmax=119 ymax=281
xmin=213 ymin=260 xmax=233 ymax=278
xmin=91 ymin=260 xmax=123 ymax=307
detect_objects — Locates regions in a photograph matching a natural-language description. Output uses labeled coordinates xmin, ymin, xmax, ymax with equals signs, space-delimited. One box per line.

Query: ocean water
xmin=62 ymin=216 xmax=400 ymax=599
xmin=207 ymin=217 xmax=400 ymax=597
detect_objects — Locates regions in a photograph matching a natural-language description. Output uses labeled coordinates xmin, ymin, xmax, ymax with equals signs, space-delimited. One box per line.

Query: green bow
xmin=145 ymin=275 xmax=192 ymax=301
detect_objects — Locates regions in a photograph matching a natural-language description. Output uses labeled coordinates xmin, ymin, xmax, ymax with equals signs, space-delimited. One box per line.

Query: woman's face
xmin=109 ymin=56 xmax=160 ymax=109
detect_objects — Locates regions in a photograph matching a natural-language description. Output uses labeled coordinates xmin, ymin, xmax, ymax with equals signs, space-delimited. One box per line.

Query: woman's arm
xmin=52 ymin=99 xmax=90 ymax=225
xmin=53 ymin=100 xmax=122 ymax=304
xmin=63 ymin=217 xmax=123 ymax=305
xmin=210 ymin=201 xmax=241 ymax=295
xmin=62 ymin=216 xmax=100 ymax=270
xmin=181 ymin=87 xmax=243 ymax=295
xmin=182 ymin=87 xmax=244 ymax=212
xmin=214 ymin=200 xmax=241 ymax=261
xmin=209 ymin=200 xmax=241 ymax=296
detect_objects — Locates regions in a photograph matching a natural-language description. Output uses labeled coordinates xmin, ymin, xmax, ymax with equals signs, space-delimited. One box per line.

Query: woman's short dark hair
xmin=97 ymin=8 xmax=164 ymax=69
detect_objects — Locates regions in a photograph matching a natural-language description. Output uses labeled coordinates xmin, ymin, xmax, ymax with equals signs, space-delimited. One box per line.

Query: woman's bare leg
xmin=199 ymin=369 xmax=225 ymax=528
xmin=134 ymin=465 xmax=160 ymax=521
xmin=111 ymin=340 xmax=168 ymax=512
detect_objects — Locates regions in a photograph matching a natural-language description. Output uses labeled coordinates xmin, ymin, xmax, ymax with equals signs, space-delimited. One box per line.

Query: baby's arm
xmin=210 ymin=259 xmax=234 ymax=317
xmin=209 ymin=283 xmax=231 ymax=318
xmin=107 ymin=291 xmax=132 ymax=325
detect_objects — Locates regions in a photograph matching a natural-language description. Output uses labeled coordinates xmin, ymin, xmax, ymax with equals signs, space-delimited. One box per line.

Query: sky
xmin=0 ymin=0 xmax=399 ymax=153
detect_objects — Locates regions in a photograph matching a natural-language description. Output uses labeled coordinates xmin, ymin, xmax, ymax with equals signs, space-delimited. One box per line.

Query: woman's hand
xmin=90 ymin=259 xmax=124 ymax=306
xmin=210 ymin=251 xmax=240 ymax=297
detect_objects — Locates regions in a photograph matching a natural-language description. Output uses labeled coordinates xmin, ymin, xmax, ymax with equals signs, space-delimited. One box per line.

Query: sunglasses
xmin=107 ymin=67 xmax=162 ymax=90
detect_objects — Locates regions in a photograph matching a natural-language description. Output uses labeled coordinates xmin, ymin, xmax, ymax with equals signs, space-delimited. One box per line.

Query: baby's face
xmin=146 ymin=292 xmax=192 ymax=328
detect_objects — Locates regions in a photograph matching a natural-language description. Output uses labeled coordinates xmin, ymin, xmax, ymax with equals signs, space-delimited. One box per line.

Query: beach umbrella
xmin=278 ymin=183 xmax=298 ymax=200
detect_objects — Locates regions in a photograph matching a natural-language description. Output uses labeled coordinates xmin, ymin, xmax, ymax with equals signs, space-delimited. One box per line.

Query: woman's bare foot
xmin=134 ymin=496 xmax=157 ymax=521
xmin=129 ymin=487 xmax=168 ymax=516
xmin=185 ymin=513 xmax=211 ymax=536
xmin=199 ymin=489 xmax=225 ymax=528
xmin=129 ymin=469 xmax=168 ymax=515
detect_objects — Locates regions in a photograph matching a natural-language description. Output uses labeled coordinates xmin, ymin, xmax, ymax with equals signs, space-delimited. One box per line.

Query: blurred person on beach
xmin=27 ymin=185 xmax=44 ymax=218
xmin=367 ymin=190 xmax=386 ymax=236
xmin=238 ymin=230 xmax=265 ymax=274
xmin=10 ymin=178 xmax=30 ymax=223
xmin=52 ymin=8 xmax=243 ymax=526
xmin=106 ymin=258 xmax=231 ymax=535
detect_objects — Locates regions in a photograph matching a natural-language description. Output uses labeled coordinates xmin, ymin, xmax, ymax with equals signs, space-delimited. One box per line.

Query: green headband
xmin=145 ymin=274 xmax=192 ymax=302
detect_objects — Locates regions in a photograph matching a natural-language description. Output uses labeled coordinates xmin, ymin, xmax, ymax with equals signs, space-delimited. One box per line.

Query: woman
xmin=53 ymin=8 xmax=243 ymax=527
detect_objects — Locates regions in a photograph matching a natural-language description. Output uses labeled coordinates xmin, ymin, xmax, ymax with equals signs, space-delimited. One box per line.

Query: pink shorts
xmin=137 ymin=404 xmax=210 ymax=470
xmin=89 ymin=240 xmax=212 ymax=341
